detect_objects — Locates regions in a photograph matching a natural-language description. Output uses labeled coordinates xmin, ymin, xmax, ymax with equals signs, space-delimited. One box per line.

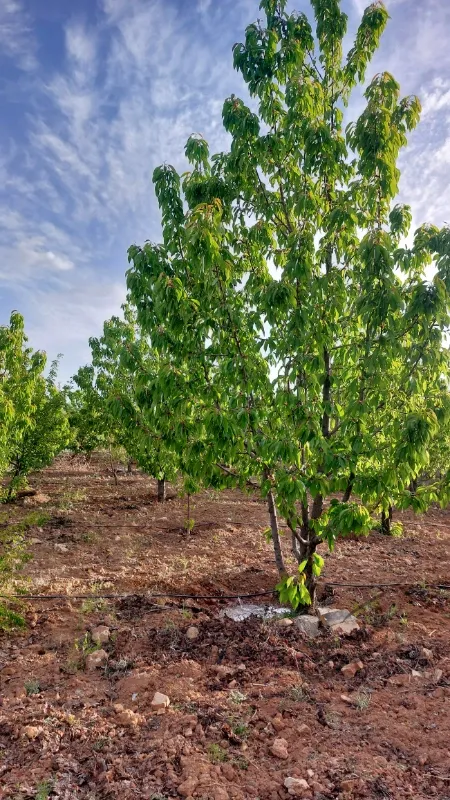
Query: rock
xmin=318 ymin=607 xmax=359 ymax=634
xmin=387 ymin=673 xmax=416 ymax=686
xmin=186 ymin=626 xmax=200 ymax=640
xmin=297 ymin=722 xmax=311 ymax=734
xmin=113 ymin=703 xmax=142 ymax=727
xmin=341 ymin=660 xmax=364 ymax=678
xmin=23 ymin=492 xmax=51 ymax=506
xmin=22 ymin=725 xmax=43 ymax=740
xmin=91 ymin=625 xmax=110 ymax=645
xmin=29 ymin=538 xmax=43 ymax=545
xmin=54 ymin=543 xmax=69 ymax=553
xmin=271 ymin=714 xmax=285 ymax=732
xmin=411 ymin=669 xmax=422 ymax=678
xmin=270 ymin=737 xmax=289 ymax=759
xmin=293 ymin=615 xmax=320 ymax=638
xmin=276 ymin=617 xmax=294 ymax=627
xmin=85 ymin=649 xmax=108 ymax=671
xmin=284 ymin=777 xmax=310 ymax=796
xmin=151 ymin=691 xmax=170 ymax=709
xmin=177 ymin=777 xmax=198 ymax=797
xmin=340 ymin=694 xmax=355 ymax=705
xmin=422 ymin=647 xmax=433 ymax=661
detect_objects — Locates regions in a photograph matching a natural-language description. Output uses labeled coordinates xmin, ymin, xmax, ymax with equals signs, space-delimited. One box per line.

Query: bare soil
xmin=1 ymin=454 xmax=450 ymax=800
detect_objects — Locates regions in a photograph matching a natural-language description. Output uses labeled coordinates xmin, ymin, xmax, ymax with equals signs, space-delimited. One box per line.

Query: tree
xmin=126 ymin=0 xmax=450 ymax=607
xmin=0 ymin=312 xmax=70 ymax=500
xmin=70 ymin=306 xmax=179 ymax=500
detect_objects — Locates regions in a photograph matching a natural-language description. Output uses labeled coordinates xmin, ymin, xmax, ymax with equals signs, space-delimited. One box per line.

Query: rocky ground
xmin=0 ymin=454 xmax=449 ymax=800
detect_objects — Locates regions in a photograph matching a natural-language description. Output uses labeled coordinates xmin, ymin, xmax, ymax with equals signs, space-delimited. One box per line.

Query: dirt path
xmin=0 ymin=455 xmax=449 ymax=799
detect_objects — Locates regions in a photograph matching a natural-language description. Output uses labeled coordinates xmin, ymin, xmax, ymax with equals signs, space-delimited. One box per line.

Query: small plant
xmin=81 ymin=597 xmax=110 ymax=614
xmin=75 ymin=632 xmax=99 ymax=657
xmin=35 ymin=779 xmax=53 ymax=800
xmin=93 ymin=737 xmax=109 ymax=752
xmin=399 ymin=612 xmax=408 ymax=626
xmin=230 ymin=719 xmax=249 ymax=738
xmin=229 ymin=690 xmax=247 ymax=706
xmin=181 ymin=607 xmax=193 ymax=620
xmin=208 ymin=743 xmax=229 ymax=764
xmin=355 ymin=690 xmax=371 ymax=712
xmin=232 ymin=755 xmax=249 ymax=771
xmin=25 ymin=678 xmax=41 ymax=696
xmin=285 ymin=684 xmax=311 ymax=703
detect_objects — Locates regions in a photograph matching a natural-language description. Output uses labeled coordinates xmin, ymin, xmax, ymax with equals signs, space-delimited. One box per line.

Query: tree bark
xmin=157 ymin=477 xmax=166 ymax=503
xmin=127 ymin=459 xmax=134 ymax=474
xmin=342 ymin=471 xmax=355 ymax=503
xmin=267 ymin=488 xmax=286 ymax=576
xmin=381 ymin=504 xmax=393 ymax=535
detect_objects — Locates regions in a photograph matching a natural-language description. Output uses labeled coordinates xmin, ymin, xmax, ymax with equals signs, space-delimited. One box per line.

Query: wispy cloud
xmin=0 ymin=0 xmax=449 ymax=380
xmin=0 ymin=0 xmax=36 ymax=71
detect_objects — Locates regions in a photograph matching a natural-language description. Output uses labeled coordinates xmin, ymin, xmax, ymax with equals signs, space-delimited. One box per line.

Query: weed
xmin=35 ymin=779 xmax=53 ymax=800
xmin=60 ymin=658 xmax=80 ymax=675
xmin=355 ymin=690 xmax=371 ymax=712
xmin=285 ymin=684 xmax=311 ymax=703
xmin=233 ymin=756 xmax=249 ymax=771
xmin=230 ymin=720 xmax=249 ymax=738
xmin=74 ymin=632 xmax=99 ymax=661
xmin=399 ymin=612 xmax=408 ymax=626
xmin=25 ymin=678 xmax=41 ymax=696
xmin=58 ymin=489 xmax=87 ymax=511
xmin=229 ymin=690 xmax=247 ymax=705
xmin=208 ymin=743 xmax=228 ymax=764
xmin=93 ymin=737 xmax=108 ymax=752
xmin=81 ymin=597 xmax=110 ymax=614
xmin=181 ymin=607 xmax=193 ymax=620
xmin=81 ymin=531 xmax=98 ymax=544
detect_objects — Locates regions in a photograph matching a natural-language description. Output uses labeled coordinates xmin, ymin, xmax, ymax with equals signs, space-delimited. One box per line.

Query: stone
xmin=186 ymin=626 xmax=200 ymax=640
xmin=151 ymin=691 xmax=170 ymax=709
xmin=340 ymin=694 xmax=355 ymax=705
xmin=284 ymin=777 xmax=310 ymax=796
xmin=270 ymin=737 xmax=289 ymax=759
xmin=297 ymin=722 xmax=311 ymax=734
xmin=29 ymin=538 xmax=43 ymax=545
xmin=318 ymin=607 xmax=359 ymax=634
xmin=293 ymin=615 xmax=320 ymax=638
xmin=85 ymin=649 xmax=108 ymax=671
xmin=22 ymin=725 xmax=43 ymax=740
xmin=424 ymin=668 xmax=443 ymax=684
xmin=177 ymin=777 xmax=198 ymax=797
xmin=91 ymin=625 xmax=110 ymax=645
xmin=341 ymin=660 xmax=364 ymax=678
xmin=276 ymin=617 xmax=294 ymax=627
xmin=387 ymin=673 xmax=416 ymax=687
xmin=422 ymin=647 xmax=433 ymax=661
xmin=54 ymin=543 xmax=69 ymax=553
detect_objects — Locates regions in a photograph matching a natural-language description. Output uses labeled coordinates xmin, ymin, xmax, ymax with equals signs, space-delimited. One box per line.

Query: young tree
xmin=127 ymin=0 xmax=450 ymax=606
xmin=0 ymin=312 xmax=70 ymax=500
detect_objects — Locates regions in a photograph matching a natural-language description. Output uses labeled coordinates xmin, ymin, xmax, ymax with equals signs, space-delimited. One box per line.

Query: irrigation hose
xmin=1 ymin=581 xmax=449 ymax=602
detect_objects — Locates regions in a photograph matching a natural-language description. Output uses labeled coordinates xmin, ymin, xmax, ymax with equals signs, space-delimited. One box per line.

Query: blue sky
xmin=1 ymin=0 xmax=450 ymax=382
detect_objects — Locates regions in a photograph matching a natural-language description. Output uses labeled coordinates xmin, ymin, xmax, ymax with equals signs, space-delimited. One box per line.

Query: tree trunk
xmin=342 ymin=471 xmax=355 ymax=503
xmin=127 ymin=459 xmax=134 ymax=474
xmin=267 ymin=488 xmax=286 ymax=576
xmin=157 ymin=477 xmax=166 ymax=503
xmin=381 ymin=504 xmax=393 ymax=535
xmin=409 ymin=478 xmax=418 ymax=494
xmin=298 ymin=532 xmax=318 ymax=610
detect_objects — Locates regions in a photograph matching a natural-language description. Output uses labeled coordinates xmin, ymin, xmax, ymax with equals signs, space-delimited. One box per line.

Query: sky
xmin=0 ymin=0 xmax=450 ymax=383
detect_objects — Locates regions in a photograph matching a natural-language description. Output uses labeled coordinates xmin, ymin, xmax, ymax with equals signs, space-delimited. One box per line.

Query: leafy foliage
xmin=125 ymin=0 xmax=450 ymax=606
xmin=0 ymin=312 xmax=70 ymax=500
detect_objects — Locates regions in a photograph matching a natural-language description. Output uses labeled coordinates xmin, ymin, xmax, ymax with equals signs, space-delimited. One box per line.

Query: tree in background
xmin=0 ymin=312 xmax=70 ymax=500
xmin=69 ymin=306 xmax=179 ymax=501
xmin=126 ymin=0 xmax=450 ymax=607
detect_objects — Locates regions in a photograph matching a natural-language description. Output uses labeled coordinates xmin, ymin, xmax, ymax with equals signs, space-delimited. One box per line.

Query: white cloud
xmin=0 ymin=0 xmax=36 ymax=70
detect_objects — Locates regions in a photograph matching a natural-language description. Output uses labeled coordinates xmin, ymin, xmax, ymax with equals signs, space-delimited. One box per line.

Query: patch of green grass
xmin=0 ymin=603 xmax=26 ymax=631
xmin=231 ymin=720 xmax=249 ymax=738
xmin=208 ymin=743 xmax=229 ymax=764
xmin=25 ymin=678 xmax=41 ymax=696
xmin=93 ymin=737 xmax=109 ymax=752
xmin=285 ymin=684 xmax=311 ymax=703
xmin=232 ymin=755 xmax=249 ymax=771
xmin=35 ymin=779 xmax=53 ymax=800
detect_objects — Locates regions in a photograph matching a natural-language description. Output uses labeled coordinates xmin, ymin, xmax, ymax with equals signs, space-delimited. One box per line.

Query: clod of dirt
xmin=113 ymin=703 xmax=143 ymax=728
xmin=151 ymin=691 xmax=170 ymax=709
xmin=186 ymin=625 xmax=200 ymax=640
xmin=22 ymin=492 xmax=50 ymax=505
xmin=341 ymin=659 xmax=364 ymax=677
xmin=177 ymin=776 xmax=198 ymax=797
xmin=284 ymin=776 xmax=310 ymax=796
xmin=91 ymin=625 xmax=110 ymax=645
xmin=85 ymin=649 xmax=108 ymax=670
xmin=317 ymin=607 xmax=360 ymax=634
xmin=22 ymin=725 xmax=43 ymax=740
xmin=270 ymin=737 xmax=289 ymax=759
xmin=293 ymin=614 xmax=320 ymax=638
xmin=54 ymin=542 xmax=69 ymax=553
